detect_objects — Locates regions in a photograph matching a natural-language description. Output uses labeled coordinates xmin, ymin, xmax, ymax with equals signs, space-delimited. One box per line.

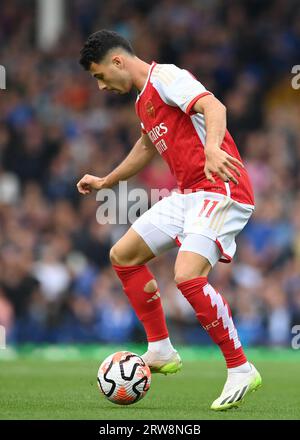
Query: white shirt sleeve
xmin=151 ymin=64 xmax=213 ymax=114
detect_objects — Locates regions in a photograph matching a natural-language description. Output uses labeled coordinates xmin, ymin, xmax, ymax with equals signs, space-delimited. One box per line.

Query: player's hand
xmin=76 ymin=174 xmax=110 ymax=195
xmin=204 ymin=147 xmax=244 ymax=185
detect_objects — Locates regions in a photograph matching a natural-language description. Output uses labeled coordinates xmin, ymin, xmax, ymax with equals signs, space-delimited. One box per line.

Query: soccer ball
xmin=97 ymin=351 xmax=151 ymax=405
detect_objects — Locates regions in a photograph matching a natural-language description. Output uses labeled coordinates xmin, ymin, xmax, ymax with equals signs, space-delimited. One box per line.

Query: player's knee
xmin=174 ymin=257 xmax=212 ymax=284
xmin=174 ymin=271 xmax=196 ymax=285
xmin=110 ymin=244 xmax=144 ymax=266
xmin=109 ymin=245 xmax=127 ymax=266
xmin=174 ymin=269 xmax=208 ymax=284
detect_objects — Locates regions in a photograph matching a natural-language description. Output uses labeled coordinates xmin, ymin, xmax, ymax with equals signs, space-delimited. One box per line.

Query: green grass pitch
xmin=0 ymin=346 xmax=299 ymax=420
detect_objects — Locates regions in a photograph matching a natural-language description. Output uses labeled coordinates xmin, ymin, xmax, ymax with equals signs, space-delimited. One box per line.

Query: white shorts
xmin=132 ymin=190 xmax=254 ymax=267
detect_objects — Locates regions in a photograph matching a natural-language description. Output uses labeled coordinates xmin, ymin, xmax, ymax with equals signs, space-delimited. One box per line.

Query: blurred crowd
xmin=0 ymin=0 xmax=300 ymax=347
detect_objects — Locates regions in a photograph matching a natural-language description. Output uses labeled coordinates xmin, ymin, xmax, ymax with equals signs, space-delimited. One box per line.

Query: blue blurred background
xmin=0 ymin=0 xmax=300 ymax=348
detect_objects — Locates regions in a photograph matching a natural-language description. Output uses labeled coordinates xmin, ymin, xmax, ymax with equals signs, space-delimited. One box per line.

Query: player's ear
xmin=112 ymin=55 xmax=123 ymax=69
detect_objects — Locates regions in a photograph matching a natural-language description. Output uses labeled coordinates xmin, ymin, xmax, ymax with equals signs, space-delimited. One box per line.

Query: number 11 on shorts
xmin=198 ymin=199 xmax=219 ymax=218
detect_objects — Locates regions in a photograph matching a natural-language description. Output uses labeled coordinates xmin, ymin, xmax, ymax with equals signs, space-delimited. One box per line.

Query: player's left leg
xmin=174 ymin=235 xmax=262 ymax=411
xmin=111 ymin=227 xmax=171 ymax=347
xmin=111 ymin=223 xmax=182 ymax=375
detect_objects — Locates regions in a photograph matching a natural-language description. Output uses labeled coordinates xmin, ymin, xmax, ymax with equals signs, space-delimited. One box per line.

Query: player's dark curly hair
xmin=79 ymin=30 xmax=135 ymax=71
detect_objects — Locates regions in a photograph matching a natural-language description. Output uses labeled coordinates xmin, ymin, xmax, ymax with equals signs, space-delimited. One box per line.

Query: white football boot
xmin=210 ymin=363 xmax=262 ymax=411
xmin=141 ymin=349 xmax=182 ymax=375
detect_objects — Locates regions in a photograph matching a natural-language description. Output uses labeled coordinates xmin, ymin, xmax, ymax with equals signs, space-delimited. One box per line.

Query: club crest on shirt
xmin=145 ymin=100 xmax=155 ymax=118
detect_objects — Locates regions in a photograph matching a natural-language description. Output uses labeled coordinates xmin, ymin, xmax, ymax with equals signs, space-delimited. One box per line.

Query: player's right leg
xmin=175 ymin=191 xmax=261 ymax=410
xmin=110 ymin=224 xmax=182 ymax=374
xmin=174 ymin=241 xmax=262 ymax=410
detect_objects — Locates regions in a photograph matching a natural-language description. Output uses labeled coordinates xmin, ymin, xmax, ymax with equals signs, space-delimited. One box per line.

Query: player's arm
xmin=77 ymin=133 xmax=157 ymax=194
xmin=193 ymin=95 xmax=244 ymax=185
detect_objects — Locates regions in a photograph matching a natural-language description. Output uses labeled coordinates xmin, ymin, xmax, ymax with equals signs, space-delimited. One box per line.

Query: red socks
xmin=113 ymin=264 xmax=169 ymax=342
xmin=177 ymin=276 xmax=247 ymax=368
xmin=113 ymin=264 xmax=246 ymax=368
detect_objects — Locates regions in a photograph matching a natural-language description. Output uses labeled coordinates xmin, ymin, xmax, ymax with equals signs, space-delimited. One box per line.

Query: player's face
xmin=89 ymin=56 xmax=133 ymax=94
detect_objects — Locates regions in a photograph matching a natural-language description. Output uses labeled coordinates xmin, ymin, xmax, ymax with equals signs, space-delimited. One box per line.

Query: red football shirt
xmin=135 ymin=62 xmax=254 ymax=206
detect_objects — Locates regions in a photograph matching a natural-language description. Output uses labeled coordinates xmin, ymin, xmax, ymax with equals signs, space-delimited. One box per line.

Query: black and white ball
xmin=97 ymin=351 xmax=151 ymax=405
